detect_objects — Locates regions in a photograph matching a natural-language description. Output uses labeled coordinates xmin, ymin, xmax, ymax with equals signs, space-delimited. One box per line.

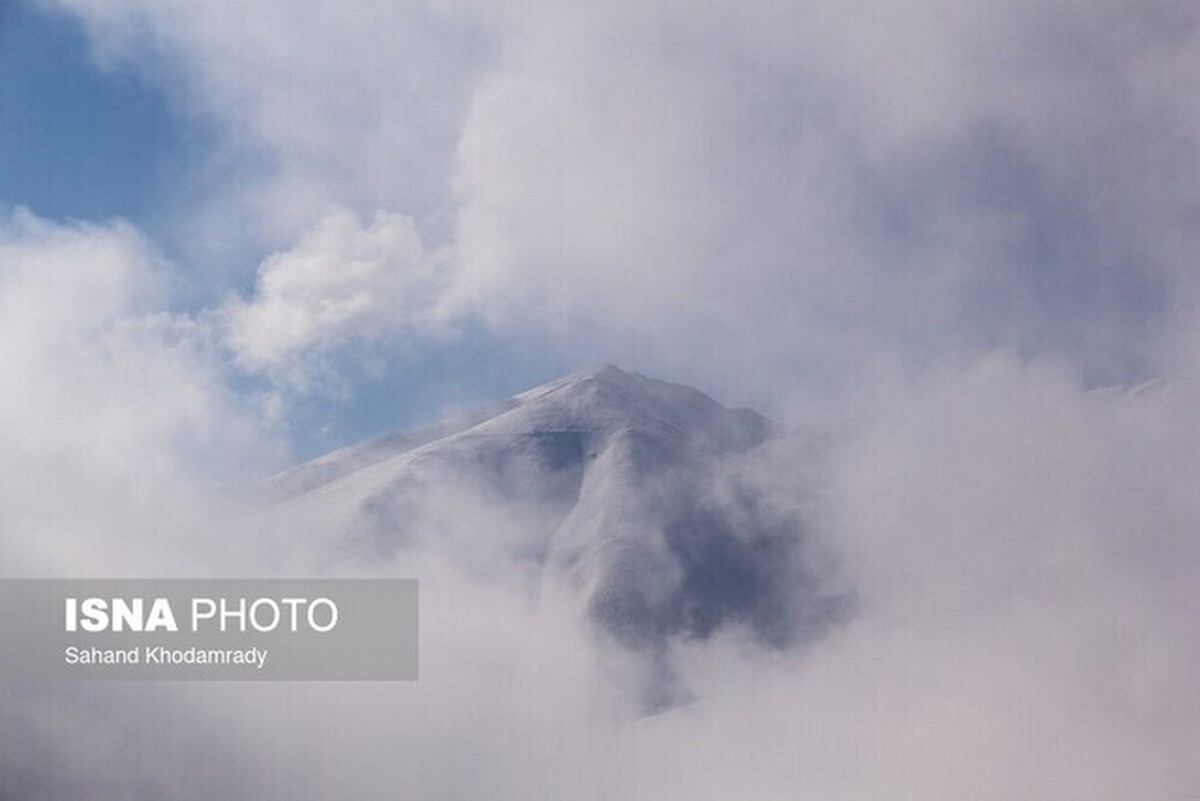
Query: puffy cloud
xmin=0 ymin=209 xmax=278 ymax=575
xmin=225 ymin=208 xmax=439 ymax=384
xmin=446 ymin=0 xmax=1200 ymax=393
xmin=47 ymin=0 xmax=1200 ymax=399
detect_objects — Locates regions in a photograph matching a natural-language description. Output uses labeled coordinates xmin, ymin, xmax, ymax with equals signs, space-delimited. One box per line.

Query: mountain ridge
xmin=265 ymin=364 xmax=770 ymax=500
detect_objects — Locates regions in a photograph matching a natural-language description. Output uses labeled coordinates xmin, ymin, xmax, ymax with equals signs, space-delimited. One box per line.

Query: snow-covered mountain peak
xmin=258 ymin=365 xmax=847 ymax=712
xmin=266 ymin=365 xmax=769 ymax=501
xmin=493 ymin=363 xmax=770 ymax=453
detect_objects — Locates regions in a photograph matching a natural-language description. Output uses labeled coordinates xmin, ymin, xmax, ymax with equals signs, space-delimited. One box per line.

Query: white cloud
xmin=600 ymin=356 xmax=1200 ymax=800
xmin=445 ymin=0 xmax=1200 ymax=394
xmin=0 ymin=209 xmax=280 ymax=575
xmin=51 ymin=0 xmax=1200 ymax=398
xmin=47 ymin=0 xmax=488 ymax=248
xmin=226 ymin=208 xmax=439 ymax=385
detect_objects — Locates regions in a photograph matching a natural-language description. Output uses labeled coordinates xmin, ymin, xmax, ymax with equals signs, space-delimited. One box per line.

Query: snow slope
xmin=261 ymin=364 xmax=847 ymax=707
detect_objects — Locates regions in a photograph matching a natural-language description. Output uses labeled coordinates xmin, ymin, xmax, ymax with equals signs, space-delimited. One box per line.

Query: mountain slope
xmin=262 ymin=364 xmax=848 ymax=708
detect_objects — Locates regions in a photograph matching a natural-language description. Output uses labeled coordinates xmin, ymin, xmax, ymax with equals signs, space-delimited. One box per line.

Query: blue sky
xmin=0 ymin=2 xmax=175 ymax=226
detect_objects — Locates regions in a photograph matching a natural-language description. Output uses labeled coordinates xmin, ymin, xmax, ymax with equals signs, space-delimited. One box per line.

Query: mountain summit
xmin=263 ymin=365 xmax=847 ymax=709
xmin=268 ymin=364 xmax=769 ymax=498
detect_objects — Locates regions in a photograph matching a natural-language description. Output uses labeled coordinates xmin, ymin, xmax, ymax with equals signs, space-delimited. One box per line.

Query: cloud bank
xmin=3 ymin=336 xmax=1197 ymax=798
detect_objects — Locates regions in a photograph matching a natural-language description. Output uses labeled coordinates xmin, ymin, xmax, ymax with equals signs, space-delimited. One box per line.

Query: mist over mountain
xmin=261 ymin=364 xmax=850 ymax=709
